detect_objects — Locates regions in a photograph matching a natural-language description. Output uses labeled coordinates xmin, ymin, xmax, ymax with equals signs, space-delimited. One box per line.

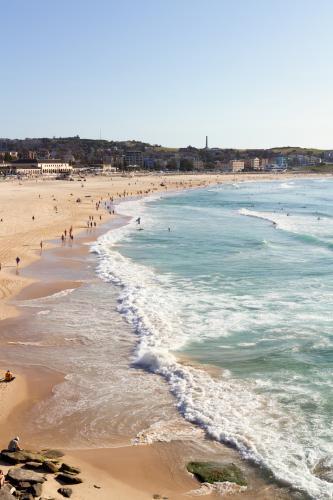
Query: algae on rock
xmin=187 ymin=461 xmax=247 ymax=486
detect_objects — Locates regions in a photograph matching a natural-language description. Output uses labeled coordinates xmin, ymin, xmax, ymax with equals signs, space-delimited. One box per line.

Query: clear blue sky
xmin=2 ymin=0 xmax=333 ymax=148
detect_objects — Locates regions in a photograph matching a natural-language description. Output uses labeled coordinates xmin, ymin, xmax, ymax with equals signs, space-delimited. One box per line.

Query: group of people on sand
xmin=0 ymin=437 xmax=21 ymax=489
xmin=61 ymin=226 xmax=73 ymax=243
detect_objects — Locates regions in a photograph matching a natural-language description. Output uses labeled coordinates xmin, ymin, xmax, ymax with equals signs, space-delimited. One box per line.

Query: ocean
xmin=94 ymin=178 xmax=333 ymax=499
xmin=10 ymin=178 xmax=333 ymax=499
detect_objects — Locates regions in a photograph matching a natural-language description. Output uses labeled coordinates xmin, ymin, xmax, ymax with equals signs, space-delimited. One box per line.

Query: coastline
xmin=0 ymin=172 xmax=322 ymax=499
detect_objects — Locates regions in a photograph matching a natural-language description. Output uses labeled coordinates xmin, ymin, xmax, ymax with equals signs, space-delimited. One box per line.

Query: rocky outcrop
xmin=6 ymin=468 xmax=46 ymax=485
xmin=56 ymin=473 xmax=83 ymax=485
xmin=1 ymin=451 xmax=47 ymax=465
xmin=0 ymin=490 xmax=15 ymax=500
xmin=3 ymin=448 xmax=83 ymax=498
xmin=23 ymin=462 xmax=44 ymax=472
xmin=58 ymin=487 xmax=73 ymax=498
xmin=186 ymin=461 xmax=247 ymax=486
xmin=59 ymin=463 xmax=81 ymax=475
xmin=43 ymin=461 xmax=60 ymax=473
xmin=28 ymin=483 xmax=43 ymax=497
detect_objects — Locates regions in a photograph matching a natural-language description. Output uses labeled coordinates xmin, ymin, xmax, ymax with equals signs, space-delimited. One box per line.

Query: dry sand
xmin=0 ymin=172 xmax=315 ymax=499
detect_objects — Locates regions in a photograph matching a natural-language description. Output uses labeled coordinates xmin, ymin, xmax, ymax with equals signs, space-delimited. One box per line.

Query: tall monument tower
xmin=205 ymin=136 xmax=208 ymax=149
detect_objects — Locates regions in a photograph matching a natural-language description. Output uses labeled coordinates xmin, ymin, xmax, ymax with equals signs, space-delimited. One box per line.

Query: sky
xmin=1 ymin=0 xmax=333 ymax=148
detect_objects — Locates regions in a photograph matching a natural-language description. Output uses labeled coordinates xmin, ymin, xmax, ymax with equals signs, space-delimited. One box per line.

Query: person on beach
xmin=40 ymin=241 xmax=43 ymax=251
xmin=0 ymin=469 xmax=4 ymax=489
xmin=7 ymin=436 xmax=21 ymax=452
xmin=61 ymin=234 xmax=65 ymax=243
xmin=15 ymin=257 xmax=20 ymax=268
xmin=5 ymin=370 xmax=14 ymax=382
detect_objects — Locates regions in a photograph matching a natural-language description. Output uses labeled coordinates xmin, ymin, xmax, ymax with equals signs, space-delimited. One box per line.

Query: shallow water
xmin=92 ymin=179 xmax=333 ymax=499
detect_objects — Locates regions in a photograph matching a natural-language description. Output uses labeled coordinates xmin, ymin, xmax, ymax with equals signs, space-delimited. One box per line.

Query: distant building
xmin=12 ymin=159 xmax=72 ymax=176
xmin=323 ymin=151 xmax=333 ymax=162
xmin=125 ymin=151 xmax=143 ymax=168
xmin=275 ymin=156 xmax=288 ymax=169
xmin=229 ymin=160 xmax=244 ymax=172
xmin=0 ymin=151 xmax=18 ymax=160
xmin=260 ymin=158 xmax=270 ymax=169
xmin=193 ymin=158 xmax=204 ymax=170
xmin=16 ymin=164 xmax=40 ymax=177
xmin=245 ymin=158 xmax=261 ymax=170
xmin=102 ymin=163 xmax=117 ymax=173
xmin=143 ymin=157 xmax=155 ymax=169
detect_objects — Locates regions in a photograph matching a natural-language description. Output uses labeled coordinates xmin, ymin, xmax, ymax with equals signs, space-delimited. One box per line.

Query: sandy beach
xmin=0 ymin=172 xmax=320 ymax=499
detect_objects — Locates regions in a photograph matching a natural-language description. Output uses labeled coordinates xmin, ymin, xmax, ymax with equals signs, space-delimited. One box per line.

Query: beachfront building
xmin=229 ymin=160 xmax=244 ymax=172
xmin=38 ymin=160 xmax=72 ymax=175
xmin=15 ymin=164 xmax=41 ymax=177
xmin=12 ymin=159 xmax=72 ymax=176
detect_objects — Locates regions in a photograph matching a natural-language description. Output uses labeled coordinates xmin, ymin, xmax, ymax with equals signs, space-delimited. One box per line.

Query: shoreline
xmin=0 ymin=172 xmax=322 ymax=499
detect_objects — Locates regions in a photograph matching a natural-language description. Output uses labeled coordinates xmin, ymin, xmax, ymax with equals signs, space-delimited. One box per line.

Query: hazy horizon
xmin=2 ymin=0 xmax=333 ymax=149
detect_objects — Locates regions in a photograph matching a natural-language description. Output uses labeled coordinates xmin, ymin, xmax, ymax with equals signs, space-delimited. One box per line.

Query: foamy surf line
xmin=91 ymin=192 xmax=333 ymax=499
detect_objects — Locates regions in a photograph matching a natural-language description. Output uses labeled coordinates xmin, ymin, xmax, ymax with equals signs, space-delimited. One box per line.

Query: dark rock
xmin=57 ymin=488 xmax=73 ymax=498
xmin=1 ymin=451 xmax=46 ymax=465
xmin=23 ymin=462 xmax=44 ymax=472
xmin=28 ymin=483 xmax=43 ymax=497
xmin=0 ymin=489 xmax=15 ymax=499
xmin=59 ymin=463 xmax=81 ymax=475
xmin=56 ymin=473 xmax=82 ymax=485
xmin=43 ymin=461 xmax=59 ymax=473
xmin=41 ymin=449 xmax=64 ymax=459
xmin=6 ymin=468 xmax=46 ymax=485
xmin=186 ymin=462 xmax=247 ymax=486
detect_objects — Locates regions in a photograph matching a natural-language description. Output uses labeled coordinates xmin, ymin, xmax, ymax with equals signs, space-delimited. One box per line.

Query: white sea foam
xmin=239 ymin=207 xmax=333 ymax=244
xmin=21 ymin=288 xmax=77 ymax=307
xmin=91 ymin=197 xmax=333 ymax=499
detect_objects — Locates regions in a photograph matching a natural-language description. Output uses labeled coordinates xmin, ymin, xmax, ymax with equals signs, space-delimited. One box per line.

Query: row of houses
xmin=229 ymin=157 xmax=271 ymax=172
xmin=229 ymin=154 xmax=323 ymax=172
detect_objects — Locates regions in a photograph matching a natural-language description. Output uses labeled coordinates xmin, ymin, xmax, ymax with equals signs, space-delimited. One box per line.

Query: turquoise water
xmin=96 ymin=179 xmax=333 ymax=499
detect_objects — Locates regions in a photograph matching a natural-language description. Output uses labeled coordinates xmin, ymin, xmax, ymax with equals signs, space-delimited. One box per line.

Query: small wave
xmin=132 ymin=419 xmax=204 ymax=445
xmin=239 ymin=208 xmax=333 ymax=251
xmin=187 ymin=482 xmax=247 ymax=496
